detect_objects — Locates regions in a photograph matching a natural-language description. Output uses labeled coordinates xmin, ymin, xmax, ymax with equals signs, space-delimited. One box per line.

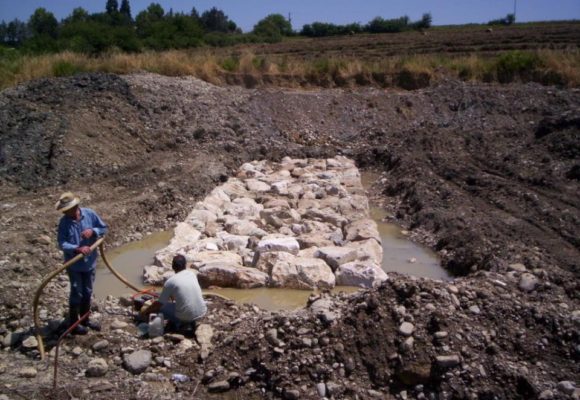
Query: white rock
xmin=245 ymin=179 xmax=271 ymax=193
xmin=188 ymin=251 xmax=243 ymax=269
xmin=86 ymin=358 xmax=108 ymax=377
xmin=196 ymin=324 xmax=214 ymax=360
xmin=344 ymin=219 xmax=381 ymax=243
xmin=335 ymin=261 xmax=388 ymax=288
xmin=270 ymin=256 xmax=335 ymax=290
xmin=198 ymin=264 xmax=268 ymax=289
xmin=509 ymin=263 xmax=527 ymax=272
xmin=315 ymin=246 xmax=359 ymax=271
xmin=257 ymin=237 xmax=300 ymax=255
xmin=398 ymin=322 xmax=415 ymax=336
xmin=519 ymin=273 xmax=539 ymax=292
xmin=436 ymin=355 xmax=461 ymax=368
xmin=18 ymin=367 xmax=37 ymax=378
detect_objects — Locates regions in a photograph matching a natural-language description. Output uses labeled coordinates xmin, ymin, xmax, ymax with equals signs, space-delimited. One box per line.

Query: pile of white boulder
xmin=144 ymin=156 xmax=387 ymax=290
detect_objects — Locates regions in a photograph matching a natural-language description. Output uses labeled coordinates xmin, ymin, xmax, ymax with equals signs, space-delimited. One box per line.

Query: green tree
xmin=120 ymin=0 xmax=132 ymax=20
xmin=106 ymin=0 xmax=119 ymax=15
xmin=135 ymin=3 xmax=165 ymax=37
xmin=200 ymin=7 xmax=231 ymax=32
xmin=28 ymin=8 xmax=58 ymax=39
xmin=0 ymin=19 xmax=29 ymax=46
xmin=253 ymin=14 xmax=292 ymax=39
xmin=64 ymin=7 xmax=90 ymax=23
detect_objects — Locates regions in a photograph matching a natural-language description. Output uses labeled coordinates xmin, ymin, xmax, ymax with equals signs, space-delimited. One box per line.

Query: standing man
xmin=141 ymin=254 xmax=207 ymax=332
xmin=56 ymin=192 xmax=108 ymax=335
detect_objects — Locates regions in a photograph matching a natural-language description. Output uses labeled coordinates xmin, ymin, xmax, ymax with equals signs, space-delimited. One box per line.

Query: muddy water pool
xmin=94 ymin=232 xmax=357 ymax=309
xmin=362 ymin=171 xmax=450 ymax=281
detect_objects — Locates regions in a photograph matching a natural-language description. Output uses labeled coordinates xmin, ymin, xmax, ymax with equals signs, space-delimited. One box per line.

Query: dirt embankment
xmin=0 ymin=73 xmax=578 ymax=399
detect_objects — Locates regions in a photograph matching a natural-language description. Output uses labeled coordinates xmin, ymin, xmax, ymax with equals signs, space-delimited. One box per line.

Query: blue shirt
xmin=57 ymin=207 xmax=108 ymax=272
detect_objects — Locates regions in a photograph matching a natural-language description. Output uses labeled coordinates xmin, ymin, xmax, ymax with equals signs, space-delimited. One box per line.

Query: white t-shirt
xmin=158 ymin=269 xmax=207 ymax=322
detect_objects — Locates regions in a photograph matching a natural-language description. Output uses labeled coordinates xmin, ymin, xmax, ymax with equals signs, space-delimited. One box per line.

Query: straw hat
xmin=55 ymin=192 xmax=80 ymax=212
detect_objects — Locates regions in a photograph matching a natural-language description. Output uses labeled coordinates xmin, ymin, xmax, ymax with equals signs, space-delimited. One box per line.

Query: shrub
xmin=495 ymin=51 xmax=541 ymax=83
xmin=220 ymin=57 xmax=238 ymax=72
xmin=52 ymin=60 xmax=84 ymax=77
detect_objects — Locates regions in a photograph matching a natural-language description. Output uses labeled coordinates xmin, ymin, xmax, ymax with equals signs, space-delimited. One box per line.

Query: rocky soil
xmin=0 ymin=73 xmax=578 ymax=399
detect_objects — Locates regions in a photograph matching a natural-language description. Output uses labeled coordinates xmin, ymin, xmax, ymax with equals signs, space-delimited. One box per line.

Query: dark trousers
xmin=67 ymin=268 xmax=96 ymax=307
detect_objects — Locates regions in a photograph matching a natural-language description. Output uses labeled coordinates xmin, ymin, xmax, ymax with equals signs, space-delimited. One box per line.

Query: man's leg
xmin=159 ymin=303 xmax=180 ymax=331
xmin=67 ymin=270 xmax=88 ymax=335
xmin=79 ymin=269 xmax=100 ymax=331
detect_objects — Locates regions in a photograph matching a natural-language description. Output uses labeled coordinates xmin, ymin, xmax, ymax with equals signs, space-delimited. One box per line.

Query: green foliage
xmin=301 ymin=14 xmax=431 ymax=37
xmin=253 ymin=14 xmax=292 ymax=40
xmin=221 ymin=57 xmax=238 ymax=71
xmin=119 ymin=0 xmax=132 ymax=21
xmin=60 ymin=20 xmax=113 ymax=53
xmin=28 ymin=8 xmax=58 ymax=38
xmin=412 ymin=13 xmax=432 ymax=29
xmin=52 ymin=60 xmax=85 ymax=77
xmin=201 ymin=7 xmax=233 ymax=32
xmin=106 ymin=0 xmax=119 ymax=15
xmin=368 ymin=16 xmax=409 ymax=33
xmin=0 ymin=19 xmax=29 ymax=46
xmin=495 ymin=51 xmax=541 ymax=82
xmin=488 ymin=13 xmax=516 ymax=26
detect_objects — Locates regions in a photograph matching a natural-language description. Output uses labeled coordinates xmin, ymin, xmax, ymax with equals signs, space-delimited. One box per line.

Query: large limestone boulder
xmin=221 ymin=179 xmax=252 ymax=200
xmin=344 ymin=219 xmax=381 ymax=243
xmin=143 ymin=265 xmax=174 ymax=285
xmin=315 ymin=246 xmax=359 ymax=271
xmin=253 ymin=251 xmax=294 ymax=273
xmin=302 ymin=208 xmax=347 ymax=228
xmin=245 ymin=179 xmax=271 ymax=193
xmin=346 ymin=238 xmax=383 ymax=265
xmin=217 ymin=232 xmax=249 ymax=251
xmin=297 ymin=234 xmax=335 ymax=249
xmin=260 ymin=207 xmax=301 ymax=229
xmin=154 ymin=223 xmax=202 ymax=268
xmin=270 ymin=256 xmax=335 ymax=289
xmin=257 ymin=237 xmax=300 ymax=255
xmin=198 ymin=264 xmax=268 ymax=289
xmin=186 ymin=209 xmax=218 ymax=231
xmin=335 ymin=261 xmax=388 ymax=288
xmin=224 ymin=197 xmax=263 ymax=219
xmin=188 ymin=251 xmax=243 ymax=270
xmin=262 ymin=197 xmax=291 ymax=210
xmin=225 ymin=219 xmax=267 ymax=237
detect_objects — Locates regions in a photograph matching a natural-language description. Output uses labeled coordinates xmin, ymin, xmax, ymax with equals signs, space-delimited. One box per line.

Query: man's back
xmin=159 ymin=269 xmax=207 ymax=322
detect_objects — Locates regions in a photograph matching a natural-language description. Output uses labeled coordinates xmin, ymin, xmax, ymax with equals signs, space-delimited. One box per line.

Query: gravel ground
xmin=0 ymin=73 xmax=578 ymax=399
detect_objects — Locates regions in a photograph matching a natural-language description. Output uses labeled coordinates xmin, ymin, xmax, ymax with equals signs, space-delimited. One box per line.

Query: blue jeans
xmin=160 ymin=303 xmax=202 ymax=329
xmin=67 ymin=269 xmax=95 ymax=306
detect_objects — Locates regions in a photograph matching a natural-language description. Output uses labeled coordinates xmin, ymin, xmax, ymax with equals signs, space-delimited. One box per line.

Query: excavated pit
xmin=95 ymin=159 xmax=449 ymax=309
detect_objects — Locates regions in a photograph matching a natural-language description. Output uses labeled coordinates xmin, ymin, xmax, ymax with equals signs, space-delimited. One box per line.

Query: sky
xmin=0 ymin=0 xmax=578 ymax=32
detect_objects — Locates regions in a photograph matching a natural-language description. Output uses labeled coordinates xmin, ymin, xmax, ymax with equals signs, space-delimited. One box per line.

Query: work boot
xmin=69 ymin=306 xmax=88 ymax=335
xmin=80 ymin=302 xmax=101 ymax=331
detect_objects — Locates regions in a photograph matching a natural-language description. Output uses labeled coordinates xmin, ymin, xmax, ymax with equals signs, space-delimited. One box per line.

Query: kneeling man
xmin=144 ymin=255 xmax=207 ymax=330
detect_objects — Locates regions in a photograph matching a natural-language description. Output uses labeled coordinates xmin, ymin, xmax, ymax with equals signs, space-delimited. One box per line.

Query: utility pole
xmin=513 ymin=0 xmax=517 ymax=21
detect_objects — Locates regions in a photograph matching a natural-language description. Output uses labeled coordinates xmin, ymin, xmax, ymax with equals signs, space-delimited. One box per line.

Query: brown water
xmin=94 ymin=231 xmax=358 ymax=309
xmin=94 ymin=230 xmax=173 ymax=299
xmin=362 ymin=171 xmax=450 ymax=281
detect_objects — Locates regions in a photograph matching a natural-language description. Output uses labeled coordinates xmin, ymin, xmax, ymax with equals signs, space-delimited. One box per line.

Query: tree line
xmin=301 ymin=14 xmax=432 ymax=37
xmin=0 ymin=0 xmax=432 ymax=54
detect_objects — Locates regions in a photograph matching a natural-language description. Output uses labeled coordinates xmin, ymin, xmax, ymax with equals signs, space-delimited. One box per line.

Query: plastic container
xmin=148 ymin=313 xmax=164 ymax=338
